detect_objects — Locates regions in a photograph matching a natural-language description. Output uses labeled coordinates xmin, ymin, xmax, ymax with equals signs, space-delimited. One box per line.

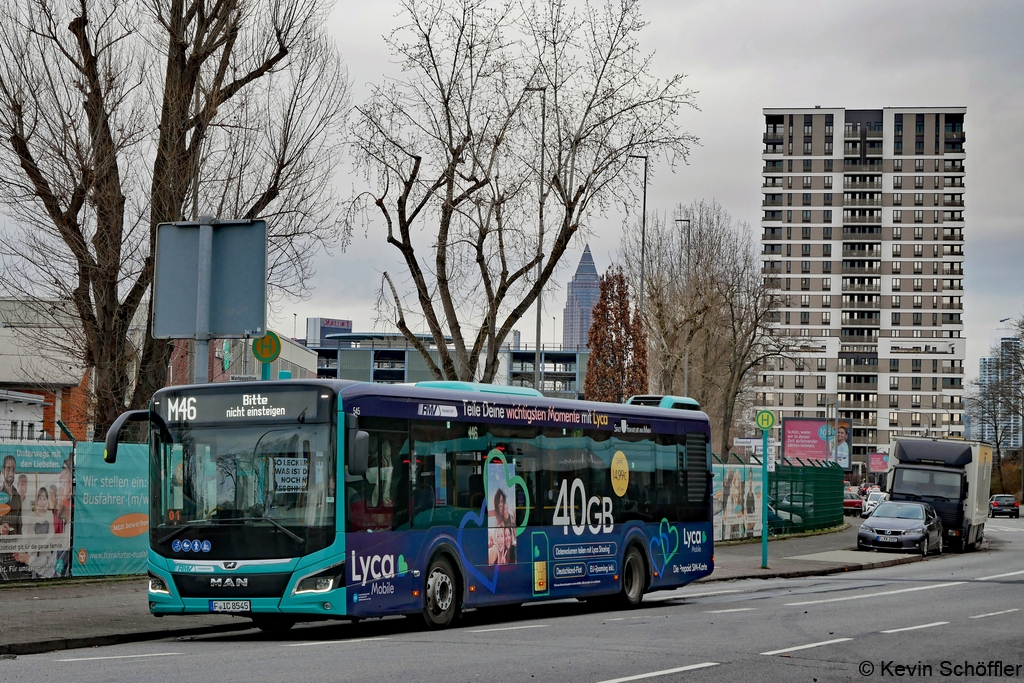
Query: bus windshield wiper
xmin=157 ymin=521 xmax=212 ymax=545
xmin=229 ymin=517 xmax=305 ymax=546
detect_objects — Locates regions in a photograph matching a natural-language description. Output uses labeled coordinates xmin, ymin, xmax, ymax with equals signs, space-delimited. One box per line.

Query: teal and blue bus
xmin=104 ymin=380 xmax=714 ymax=631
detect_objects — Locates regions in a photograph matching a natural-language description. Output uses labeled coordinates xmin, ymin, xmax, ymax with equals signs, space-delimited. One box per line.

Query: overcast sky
xmin=279 ymin=0 xmax=1024 ymax=381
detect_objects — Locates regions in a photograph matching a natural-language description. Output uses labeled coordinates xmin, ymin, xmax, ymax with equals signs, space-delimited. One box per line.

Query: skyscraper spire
xmin=562 ymin=245 xmax=600 ymax=350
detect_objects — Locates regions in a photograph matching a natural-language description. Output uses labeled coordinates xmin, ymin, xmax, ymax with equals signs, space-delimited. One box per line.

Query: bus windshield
xmin=150 ymin=387 xmax=336 ymax=559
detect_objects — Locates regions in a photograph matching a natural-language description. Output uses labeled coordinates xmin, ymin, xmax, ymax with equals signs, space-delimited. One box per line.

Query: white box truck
xmin=885 ymin=437 xmax=992 ymax=552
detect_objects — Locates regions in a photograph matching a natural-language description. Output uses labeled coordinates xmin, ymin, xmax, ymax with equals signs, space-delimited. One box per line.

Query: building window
xmin=892 ymin=295 xmax=901 ymax=307
xmin=914 ymin=193 xmax=923 ymax=206
xmin=804 ymin=142 xmax=812 ymax=154
xmin=893 ymin=193 xmax=902 ymax=206
xmin=893 ymin=158 xmax=903 ymax=171
xmin=794 ymin=393 xmax=804 ymax=406
xmin=914 ymin=176 xmax=924 ymax=189
xmin=891 ymin=312 xmax=901 ymax=325
xmin=913 ymin=295 xmax=922 ymax=308
xmin=913 ymin=278 xmax=923 ymax=291
xmin=824 ymin=210 xmax=832 ymax=223
xmin=892 ymin=244 xmax=902 ymax=257
xmin=825 ymin=142 xmax=833 ymax=153
xmin=801 ymin=260 xmax=810 ymax=273
xmin=914 ymin=210 xmax=923 ymax=223
xmin=800 ymin=277 xmax=810 ymax=290
xmin=894 ymin=141 xmax=902 ymax=153
xmin=892 ymin=226 xmax=902 ymax=239
xmin=824 ymin=175 xmax=833 ymax=189
xmin=803 ymin=176 xmax=812 ymax=189
xmin=914 ymin=226 xmax=923 ymax=240
xmin=913 ymin=243 xmax=923 ymax=257
xmin=787 ymin=210 xmax=792 ymax=222
xmin=893 ymin=210 xmax=902 ymax=223
xmin=821 ymin=278 xmax=831 ymax=289
xmin=801 ymin=242 xmax=811 ymax=254
xmin=823 ymin=193 xmax=832 ymax=206
xmin=803 ymin=193 xmax=812 ymax=206
xmin=913 ymin=261 xmax=923 ymax=274
xmin=892 ymin=278 xmax=901 ymax=291
xmin=821 ymin=311 xmax=831 ymax=324
xmin=802 ymin=210 xmax=811 ymax=222
xmin=822 ymin=261 xmax=831 ymax=273
xmin=800 ymin=294 xmax=810 ymax=307
xmin=893 ymin=176 xmax=902 ymax=189
xmin=822 ymin=295 xmax=831 ymax=307
xmin=892 ymin=261 xmax=902 ymax=274
xmin=890 ymin=377 xmax=900 ymax=390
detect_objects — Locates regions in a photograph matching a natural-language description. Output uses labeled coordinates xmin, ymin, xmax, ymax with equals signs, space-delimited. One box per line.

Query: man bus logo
xmin=210 ymin=578 xmax=248 ymax=587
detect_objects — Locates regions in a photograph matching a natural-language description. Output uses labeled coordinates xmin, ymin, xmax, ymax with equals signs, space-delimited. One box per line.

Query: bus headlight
xmin=148 ymin=572 xmax=170 ymax=594
xmin=293 ymin=564 xmax=344 ymax=595
xmin=296 ymin=576 xmax=334 ymax=593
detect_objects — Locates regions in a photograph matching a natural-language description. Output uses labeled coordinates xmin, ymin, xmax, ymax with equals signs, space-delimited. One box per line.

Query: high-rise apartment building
xmin=978 ymin=325 xmax=1022 ymax=448
xmin=562 ymin=245 xmax=600 ymax=350
xmin=757 ymin=107 xmax=966 ymax=470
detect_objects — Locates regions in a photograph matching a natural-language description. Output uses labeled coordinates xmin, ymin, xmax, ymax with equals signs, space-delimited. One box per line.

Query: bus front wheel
xmin=423 ymin=556 xmax=460 ymax=629
xmin=616 ymin=546 xmax=646 ymax=608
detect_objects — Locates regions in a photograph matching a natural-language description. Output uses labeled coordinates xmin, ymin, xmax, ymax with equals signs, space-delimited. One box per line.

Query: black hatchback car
xmin=857 ymin=501 xmax=943 ymax=556
xmin=989 ymin=495 xmax=1020 ymax=518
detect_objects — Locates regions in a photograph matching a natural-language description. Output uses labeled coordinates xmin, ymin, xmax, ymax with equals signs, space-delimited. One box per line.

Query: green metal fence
xmin=766 ymin=458 xmax=845 ymax=533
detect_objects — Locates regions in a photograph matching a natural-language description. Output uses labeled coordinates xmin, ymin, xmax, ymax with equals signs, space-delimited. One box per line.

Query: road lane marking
xmin=880 ymin=621 xmax=948 ymax=634
xmin=976 ymin=569 xmax=1024 ymax=581
xmin=704 ymin=608 xmax=757 ymax=614
xmin=785 ymin=581 xmax=964 ymax=606
xmin=606 ymin=618 xmax=626 ymax=621
xmin=282 ymin=637 xmax=389 ymax=647
xmin=55 ymin=652 xmax=181 ymax=662
xmin=596 ymin=662 xmax=719 ymax=683
xmin=469 ymin=624 xmax=548 ymax=633
xmin=761 ymin=638 xmax=852 ymax=656
xmin=970 ymin=609 xmax=1020 ymax=619
xmin=643 ymin=589 xmax=742 ymax=603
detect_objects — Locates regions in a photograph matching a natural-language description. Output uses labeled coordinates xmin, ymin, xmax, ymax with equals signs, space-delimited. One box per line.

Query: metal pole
xmin=526 ymin=87 xmax=546 ymax=392
xmin=193 ymin=215 xmax=214 ymax=383
xmin=761 ymin=426 xmax=769 ymax=569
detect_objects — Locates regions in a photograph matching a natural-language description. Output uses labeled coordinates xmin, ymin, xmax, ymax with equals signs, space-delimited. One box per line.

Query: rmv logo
xmin=210 ymin=577 xmax=248 ymax=587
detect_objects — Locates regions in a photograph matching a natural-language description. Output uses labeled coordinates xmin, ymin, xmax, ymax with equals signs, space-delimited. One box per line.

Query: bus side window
xmin=682 ymin=431 xmax=711 ymax=523
xmin=655 ymin=434 xmax=679 ymax=522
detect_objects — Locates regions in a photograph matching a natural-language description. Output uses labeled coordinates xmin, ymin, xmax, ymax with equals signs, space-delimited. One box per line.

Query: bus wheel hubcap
xmin=429 ymin=570 xmax=452 ymax=613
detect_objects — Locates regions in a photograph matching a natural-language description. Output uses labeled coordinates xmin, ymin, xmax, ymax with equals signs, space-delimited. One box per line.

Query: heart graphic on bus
xmin=648 ymin=519 xmax=680 ymax=576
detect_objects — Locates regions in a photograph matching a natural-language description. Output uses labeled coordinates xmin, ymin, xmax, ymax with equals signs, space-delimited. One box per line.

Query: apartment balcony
xmin=844 ymin=128 xmax=861 ymax=139
xmin=844 ymin=181 xmax=883 ymax=190
xmin=842 ymin=282 xmax=881 ymax=292
xmin=763 ymin=165 xmax=786 ymax=173
xmin=762 ymin=199 xmax=784 ymax=207
xmin=944 ymin=131 xmax=966 ymax=141
xmin=842 ymin=265 xmax=882 ymax=275
xmin=843 ymin=163 xmax=884 ymax=173
xmin=943 ymin=180 xmax=965 ymax=188
xmin=942 ymin=367 xmax=965 ymax=374
xmin=763 ymin=181 xmax=785 ymax=188
xmin=843 ymin=198 xmax=882 ymax=207
xmin=838 ymin=365 xmax=881 ymax=374
xmin=844 ymin=214 xmax=882 ymax=224
xmin=943 ymin=200 xmax=965 ymax=207
xmin=865 ymin=146 xmax=884 ymax=156
xmin=942 ymin=231 xmax=964 ymax=241
xmin=839 ymin=381 xmax=878 ymax=391
xmin=943 ymin=164 xmax=965 ymax=174
xmin=842 ymin=249 xmax=882 ymax=258
xmin=762 ymin=233 xmax=784 ymax=241
xmin=839 ymin=400 xmax=878 ymax=409
xmin=866 ymin=130 xmax=884 ymax=139
xmin=842 ymin=300 xmax=881 ymax=310
xmin=762 ymin=266 xmax=782 ymax=274
xmin=763 ymin=148 xmax=784 ymax=156
xmin=940 ymin=302 xmax=963 ymax=310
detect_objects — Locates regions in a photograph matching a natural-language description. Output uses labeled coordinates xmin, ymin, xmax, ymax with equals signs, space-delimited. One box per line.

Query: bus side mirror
xmin=104 ymin=410 xmax=150 ymax=464
xmin=348 ymin=430 xmax=370 ymax=476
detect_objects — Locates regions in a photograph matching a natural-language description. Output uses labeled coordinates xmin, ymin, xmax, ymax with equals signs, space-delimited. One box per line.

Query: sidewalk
xmin=0 ymin=523 xmax=926 ymax=656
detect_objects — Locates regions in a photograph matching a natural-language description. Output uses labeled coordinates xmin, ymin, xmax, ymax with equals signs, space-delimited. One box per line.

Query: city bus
xmin=104 ymin=380 xmax=714 ymax=632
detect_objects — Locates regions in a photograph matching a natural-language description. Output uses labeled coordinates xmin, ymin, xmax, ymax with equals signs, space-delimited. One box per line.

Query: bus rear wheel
xmin=615 ymin=546 xmax=646 ymax=609
xmin=423 ymin=556 xmax=459 ymax=629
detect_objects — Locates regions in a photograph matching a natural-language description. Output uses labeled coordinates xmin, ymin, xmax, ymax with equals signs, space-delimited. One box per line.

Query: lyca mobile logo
xmin=351 ymin=551 xmax=409 ymax=586
xmin=682 ymin=528 xmax=706 ymax=548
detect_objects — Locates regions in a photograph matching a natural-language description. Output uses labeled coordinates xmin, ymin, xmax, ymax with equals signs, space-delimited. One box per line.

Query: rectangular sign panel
xmin=152 ymin=219 xmax=267 ymax=338
xmin=157 ymin=388 xmax=321 ymax=425
xmin=73 ymin=443 xmax=149 ymax=576
xmin=869 ymin=452 xmax=890 ymax=473
xmin=0 ymin=443 xmax=73 ymax=580
xmin=781 ymin=417 xmax=853 ymax=470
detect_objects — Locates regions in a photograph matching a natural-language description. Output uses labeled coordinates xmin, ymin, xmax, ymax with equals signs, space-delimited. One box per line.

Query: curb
xmin=0 ymin=622 xmax=254 ymax=657
xmin=701 ymin=552 xmax=925 ymax=583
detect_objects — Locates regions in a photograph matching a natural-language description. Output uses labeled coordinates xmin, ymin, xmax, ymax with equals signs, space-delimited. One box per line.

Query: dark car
xmin=857 ymin=501 xmax=943 ymax=556
xmin=989 ymin=495 xmax=1020 ymax=518
xmin=843 ymin=491 xmax=863 ymax=516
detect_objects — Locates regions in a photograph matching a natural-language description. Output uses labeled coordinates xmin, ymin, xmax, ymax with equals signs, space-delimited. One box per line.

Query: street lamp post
xmin=674 ymin=217 xmax=691 ymax=396
xmin=629 ymin=155 xmax=649 ymax=314
xmin=526 ymin=86 xmax=547 ymax=392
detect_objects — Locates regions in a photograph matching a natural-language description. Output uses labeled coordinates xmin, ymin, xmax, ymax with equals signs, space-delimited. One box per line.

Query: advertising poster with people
xmin=0 ymin=443 xmax=74 ymax=581
xmin=486 ymin=461 xmax=517 ymax=565
xmin=711 ymin=464 xmax=762 ymax=541
xmin=782 ymin=417 xmax=853 ymax=471
xmin=72 ymin=443 xmax=149 ymax=576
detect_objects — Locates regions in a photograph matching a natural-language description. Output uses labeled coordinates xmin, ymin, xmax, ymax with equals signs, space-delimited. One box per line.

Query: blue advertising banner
xmin=0 ymin=442 xmax=74 ymax=581
xmin=73 ymin=443 xmax=149 ymax=576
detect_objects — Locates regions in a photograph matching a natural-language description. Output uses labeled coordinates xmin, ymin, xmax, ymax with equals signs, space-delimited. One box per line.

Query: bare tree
xmin=350 ymin=0 xmax=696 ymax=382
xmin=0 ymin=0 xmax=350 ymax=436
xmin=966 ymin=375 xmax=1013 ymax=494
xmin=620 ymin=200 xmax=788 ymax=453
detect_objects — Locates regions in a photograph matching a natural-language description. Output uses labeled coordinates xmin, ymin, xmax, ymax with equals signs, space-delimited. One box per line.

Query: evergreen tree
xmin=584 ymin=267 xmax=648 ymax=403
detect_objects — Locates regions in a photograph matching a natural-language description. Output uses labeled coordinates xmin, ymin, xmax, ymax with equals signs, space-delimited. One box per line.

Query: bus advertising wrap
xmin=0 ymin=443 xmax=73 ymax=581
xmin=73 ymin=443 xmax=149 ymax=576
xmin=782 ymin=417 xmax=853 ymax=470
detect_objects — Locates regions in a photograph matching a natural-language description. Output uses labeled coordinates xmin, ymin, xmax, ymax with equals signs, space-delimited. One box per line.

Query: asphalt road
xmin=5 ymin=518 xmax=1024 ymax=683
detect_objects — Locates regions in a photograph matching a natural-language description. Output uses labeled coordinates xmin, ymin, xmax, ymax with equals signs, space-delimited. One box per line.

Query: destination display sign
xmin=157 ymin=389 xmax=321 ymax=425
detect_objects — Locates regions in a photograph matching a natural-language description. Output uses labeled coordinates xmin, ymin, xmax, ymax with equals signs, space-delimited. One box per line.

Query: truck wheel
xmin=615 ymin=546 xmax=646 ymax=609
xmin=423 ymin=556 xmax=460 ymax=629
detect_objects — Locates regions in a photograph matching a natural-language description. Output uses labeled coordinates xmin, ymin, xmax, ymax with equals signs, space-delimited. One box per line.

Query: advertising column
xmin=0 ymin=443 xmax=73 ymax=581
